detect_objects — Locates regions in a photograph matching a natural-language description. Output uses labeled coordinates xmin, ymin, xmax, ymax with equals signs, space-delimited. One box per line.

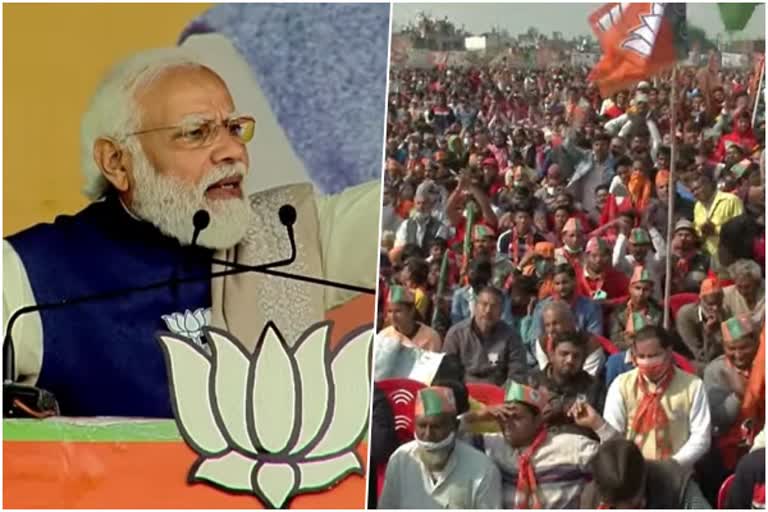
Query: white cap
xmin=638 ymin=81 xmax=651 ymax=89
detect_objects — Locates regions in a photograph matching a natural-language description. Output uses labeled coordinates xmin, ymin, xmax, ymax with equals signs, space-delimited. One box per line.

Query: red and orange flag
xmin=588 ymin=3 xmax=688 ymax=96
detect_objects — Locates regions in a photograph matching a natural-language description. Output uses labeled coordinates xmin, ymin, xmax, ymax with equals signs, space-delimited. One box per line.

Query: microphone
xmin=191 ymin=210 xmax=210 ymax=247
xmin=3 ymin=203 xmax=375 ymax=416
xmin=192 ymin=206 xmax=376 ymax=295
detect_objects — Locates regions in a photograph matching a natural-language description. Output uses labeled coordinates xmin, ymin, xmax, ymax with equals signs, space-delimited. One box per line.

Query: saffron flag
xmin=588 ymin=3 xmax=688 ymax=96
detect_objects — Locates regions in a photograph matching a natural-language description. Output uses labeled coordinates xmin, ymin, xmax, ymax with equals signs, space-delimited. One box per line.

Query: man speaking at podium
xmin=3 ymin=45 xmax=380 ymax=418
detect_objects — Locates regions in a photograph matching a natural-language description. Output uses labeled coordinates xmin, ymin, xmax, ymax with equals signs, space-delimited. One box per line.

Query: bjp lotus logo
xmin=156 ymin=321 xmax=373 ymax=508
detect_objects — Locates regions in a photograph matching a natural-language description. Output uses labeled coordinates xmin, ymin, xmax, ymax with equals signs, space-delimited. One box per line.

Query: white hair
xmin=80 ymin=47 xmax=212 ymax=200
xmin=729 ymin=259 xmax=762 ymax=282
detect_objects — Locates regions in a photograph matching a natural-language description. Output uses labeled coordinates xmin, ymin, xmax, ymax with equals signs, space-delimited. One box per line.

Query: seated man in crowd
xmin=526 ymin=330 xmax=605 ymax=435
xmin=554 ymin=217 xmax=586 ymax=267
xmin=612 ymin=226 xmax=666 ymax=300
xmin=576 ymin=236 xmax=630 ymax=304
xmin=443 ymin=286 xmax=527 ymax=386
xmin=379 ymin=386 xmax=502 ymax=509
xmin=667 ymin=219 xmax=710 ymax=294
xmin=530 ymin=264 xmax=603 ymax=345
xmin=603 ymin=326 xmax=712 ymax=470
xmin=609 ymin=267 xmax=664 ymax=350
xmin=676 ymin=277 xmax=726 ymax=372
xmin=378 ymin=285 xmax=442 ymax=352
xmin=465 ymin=381 xmax=618 ymax=509
xmin=723 ymin=259 xmax=765 ymax=324
xmin=704 ymin=315 xmax=761 ymax=469
xmin=580 ymin=439 xmax=710 ymax=509
xmin=450 ymin=257 xmax=492 ymax=325
xmin=496 ymin=202 xmax=547 ymax=266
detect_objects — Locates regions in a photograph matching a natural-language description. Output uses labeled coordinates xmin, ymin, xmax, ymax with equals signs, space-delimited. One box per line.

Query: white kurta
xmin=379 ymin=439 xmax=502 ymax=509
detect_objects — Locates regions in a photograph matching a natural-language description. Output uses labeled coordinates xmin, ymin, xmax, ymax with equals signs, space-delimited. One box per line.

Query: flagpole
xmin=663 ymin=65 xmax=678 ymax=330
xmin=752 ymin=56 xmax=765 ymax=128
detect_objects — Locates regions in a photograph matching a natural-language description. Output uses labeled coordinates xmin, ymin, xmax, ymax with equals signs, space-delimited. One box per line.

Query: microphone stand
xmin=4 ymin=204 xmax=375 ymax=417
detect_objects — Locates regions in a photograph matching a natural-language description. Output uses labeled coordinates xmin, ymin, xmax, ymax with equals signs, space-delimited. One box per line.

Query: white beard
xmin=128 ymin=149 xmax=254 ymax=249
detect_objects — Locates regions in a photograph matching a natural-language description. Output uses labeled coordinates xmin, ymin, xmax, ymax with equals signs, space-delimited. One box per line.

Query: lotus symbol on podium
xmin=156 ymin=321 xmax=372 ymax=508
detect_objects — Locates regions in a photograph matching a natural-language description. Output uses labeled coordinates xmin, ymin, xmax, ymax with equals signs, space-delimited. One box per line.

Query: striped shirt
xmin=480 ymin=423 xmax=617 ymax=509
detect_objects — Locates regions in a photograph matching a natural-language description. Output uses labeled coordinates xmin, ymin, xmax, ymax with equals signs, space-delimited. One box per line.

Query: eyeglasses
xmin=125 ymin=115 xmax=255 ymax=149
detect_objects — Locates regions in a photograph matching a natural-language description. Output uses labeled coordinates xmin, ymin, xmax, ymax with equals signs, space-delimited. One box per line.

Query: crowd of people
xmin=372 ymin=58 xmax=766 ymax=509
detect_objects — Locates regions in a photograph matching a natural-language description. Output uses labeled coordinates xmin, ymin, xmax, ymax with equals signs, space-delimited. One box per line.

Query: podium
xmin=4 ymin=295 xmax=374 ymax=509
xmin=4 ymin=418 xmax=367 ymax=508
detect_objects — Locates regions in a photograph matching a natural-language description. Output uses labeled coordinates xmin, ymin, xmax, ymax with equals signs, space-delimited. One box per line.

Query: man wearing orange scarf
xmin=703 ymin=315 xmax=761 ymax=470
xmin=608 ymin=267 xmax=664 ymax=350
xmin=466 ymin=380 xmax=618 ymax=509
xmin=603 ymin=325 xmax=711 ymax=470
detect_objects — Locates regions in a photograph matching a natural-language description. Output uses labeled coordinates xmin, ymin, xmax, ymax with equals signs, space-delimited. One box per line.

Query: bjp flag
xmin=588 ymin=3 xmax=688 ymax=96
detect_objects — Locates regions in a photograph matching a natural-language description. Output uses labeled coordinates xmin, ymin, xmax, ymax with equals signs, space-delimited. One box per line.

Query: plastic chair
xmin=717 ymin=473 xmax=736 ymax=509
xmin=466 ymin=382 xmax=505 ymax=405
xmin=376 ymin=378 xmax=426 ymax=445
xmin=668 ymin=293 xmax=699 ymax=320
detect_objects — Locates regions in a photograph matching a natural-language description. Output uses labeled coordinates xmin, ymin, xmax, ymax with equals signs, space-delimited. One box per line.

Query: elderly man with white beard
xmin=378 ymin=386 xmax=502 ymax=509
xmin=2 ymin=47 xmax=379 ymax=417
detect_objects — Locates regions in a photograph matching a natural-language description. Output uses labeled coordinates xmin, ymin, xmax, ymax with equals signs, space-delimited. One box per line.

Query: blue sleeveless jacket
xmin=6 ymin=195 xmax=212 ymax=417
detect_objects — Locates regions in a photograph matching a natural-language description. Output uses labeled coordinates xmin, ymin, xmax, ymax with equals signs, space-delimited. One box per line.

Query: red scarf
xmin=561 ymin=247 xmax=581 ymax=268
xmin=629 ymin=366 xmax=674 ymax=460
xmin=510 ymin=228 xmax=534 ymax=266
xmin=673 ymin=248 xmax=698 ymax=276
xmin=515 ymin=427 xmax=548 ymax=509
xmin=580 ymin=267 xmax=605 ymax=296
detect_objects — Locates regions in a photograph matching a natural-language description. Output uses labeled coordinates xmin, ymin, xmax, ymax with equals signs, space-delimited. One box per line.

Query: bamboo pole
xmin=663 ymin=66 xmax=678 ymax=329
xmin=752 ymin=56 xmax=764 ymax=128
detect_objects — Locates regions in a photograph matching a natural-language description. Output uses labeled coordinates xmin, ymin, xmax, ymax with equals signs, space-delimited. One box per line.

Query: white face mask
xmin=415 ymin=431 xmax=456 ymax=467
xmin=415 ymin=431 xmax=456 ymax=452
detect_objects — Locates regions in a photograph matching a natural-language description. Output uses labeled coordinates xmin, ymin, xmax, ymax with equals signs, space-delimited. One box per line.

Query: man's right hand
xmin=470 ymin=403 xmax=517 ymax=423
xmin=567 ymin=400 xmax=605 ymax=431
xmin=703 ymin=314 xmax=720 ymax=333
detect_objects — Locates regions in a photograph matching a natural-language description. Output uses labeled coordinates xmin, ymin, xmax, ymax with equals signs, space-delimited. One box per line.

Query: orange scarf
xmin=510 ymin=228 xmax=534 ymax=266
xmin=629 ymin=366 xmax=674 ymax=460
xmin=628 ymin=171 xmax=652 ymax=211
xmin=624 ymin=301 xmax=649 ymax=333
xmin=515 ymin=427 xmax=548 ymax=509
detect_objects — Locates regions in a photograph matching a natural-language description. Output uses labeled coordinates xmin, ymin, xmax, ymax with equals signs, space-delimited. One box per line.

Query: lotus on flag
xmin=588 ymin=3 xmax=689 ymax=96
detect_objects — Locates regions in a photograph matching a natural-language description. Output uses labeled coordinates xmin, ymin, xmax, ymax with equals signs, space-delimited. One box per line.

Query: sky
xmin=393 ymin=3 xmax=766 ymax=40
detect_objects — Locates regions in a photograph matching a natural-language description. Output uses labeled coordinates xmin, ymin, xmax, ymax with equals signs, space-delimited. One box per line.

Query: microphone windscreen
xmin=193 ymin=210 xmax=211 ymax=232
xmin=278 ymin=205 xmax=297 ymax=227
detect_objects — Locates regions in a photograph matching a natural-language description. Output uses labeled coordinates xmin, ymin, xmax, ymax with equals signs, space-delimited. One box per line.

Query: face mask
xmin=415 ymin=431 xmax=456 ymax=452
xmin=634 ymin=354 xmax=670 ymax=381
